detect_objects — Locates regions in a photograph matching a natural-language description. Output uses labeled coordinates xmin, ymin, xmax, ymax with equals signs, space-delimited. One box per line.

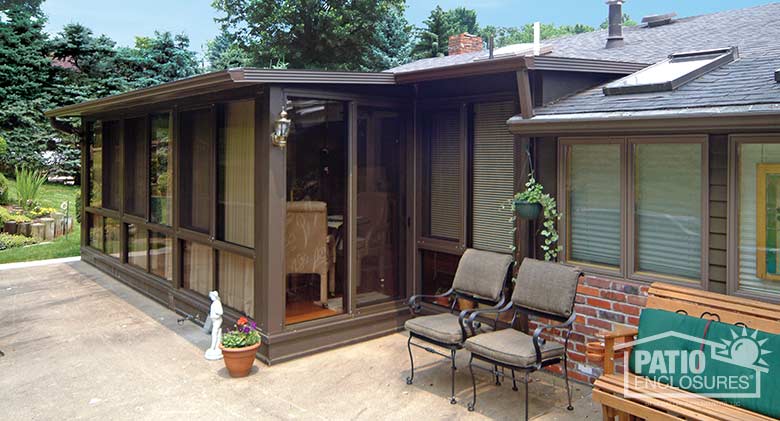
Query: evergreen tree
xmin=412 ymin=5 xmax=451 ymax=59
xmin=362 ymin=4 xmax=412 ymax=70
xmin=206 ymin=31 xmax=254 ymax=71
xmin=0 ymin=2 xmax=55 ymax=172
xmin=446 ymin=7 xmax=478 ymax=35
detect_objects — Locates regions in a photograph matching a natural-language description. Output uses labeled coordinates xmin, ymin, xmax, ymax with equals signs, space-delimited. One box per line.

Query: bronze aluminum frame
xmin=727 ymin=134 xmax=780 ymax=304
xmin=556 ymin=135 xmax=710 ymax=289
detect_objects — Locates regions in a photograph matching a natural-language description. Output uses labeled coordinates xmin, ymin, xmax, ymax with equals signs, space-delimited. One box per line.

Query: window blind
xmin=568 ymin=144 xmax=621 ymax=266
xmin=472 ymin=101 xmax=515 ymax=253
xmin=635 ymin=143 xmax=702 ymax=279
xmin=427 ymin=110 xmax=462 ymax=241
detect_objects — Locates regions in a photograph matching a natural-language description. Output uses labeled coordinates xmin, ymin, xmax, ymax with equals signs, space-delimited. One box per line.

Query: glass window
xmin=634 ymin=143 xmax=702 ymax=279
xmin=127 ymin=224 xmax=148 ymax=270
xmin=566 ymin=143 xmax=621 ymax=267
xmin=124 ymin=117 xmax=147 ymax=217
xmin=218 ymin=100 xmax=254 ymax=248
xmin=356 ymin=106 xmax=405 ymax=306
xmin=218 ymin=251 xmax=254 ymax=316
xmin=604 ymin=48 xmax=737 ymax=95
xmin=104 ymin=217 xmax=120 ymax=258
xmin=89 ymin=122 xmax=102 ymax=208
xmin=180 ymin=109 xmax=213 ymax=232
xmin=423 ymin=109 xmax=462 ymax=242
xmin=183 ymin=241 xmax=213 ymax=296
xmin=149 ymin=232 xmax=172 ymax=281
xmin=285 ymin=98 xmax=347 ymax=324
xmin=150 ymin=113 xmax=172 ymax=225
xmin=103 ymin=121 xmax=121 ymax=210
xmin=738 ymin=142 xmax=780 ymax=296
xmin=88 ymin=213 xmax=103 ymax=250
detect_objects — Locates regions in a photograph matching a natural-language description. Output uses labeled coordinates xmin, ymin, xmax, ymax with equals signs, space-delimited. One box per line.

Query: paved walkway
xmin=0 ymin=261 xmax=601 ymax=420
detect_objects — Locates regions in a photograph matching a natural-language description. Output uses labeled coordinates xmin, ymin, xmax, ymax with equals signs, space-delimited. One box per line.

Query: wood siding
xmin=708 ymin=135 xmax=728 ymax=293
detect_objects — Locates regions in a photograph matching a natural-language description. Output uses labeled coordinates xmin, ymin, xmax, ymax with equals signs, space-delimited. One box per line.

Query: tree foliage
xmin=600 ymin=13 xmax=638 ymax=29
xmin=211 ymin=0 xmax=410 ymax=71
xmin=481 ymin=22 xmax=596 ymax=48
xmin=0 ymin=1 xmax=201 ymax=179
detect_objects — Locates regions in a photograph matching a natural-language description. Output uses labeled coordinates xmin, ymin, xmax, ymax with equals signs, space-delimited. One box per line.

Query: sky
xmin=43 ymin=0 xmax=775 ymax=54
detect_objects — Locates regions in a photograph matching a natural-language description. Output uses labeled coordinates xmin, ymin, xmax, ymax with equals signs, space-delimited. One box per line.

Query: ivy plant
xmin=511 ymin=175 xmax=561 ymax=261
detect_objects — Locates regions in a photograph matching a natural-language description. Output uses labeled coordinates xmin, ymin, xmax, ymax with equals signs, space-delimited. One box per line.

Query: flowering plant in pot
xmin=220 ymin=317 xmax=262 ymax=378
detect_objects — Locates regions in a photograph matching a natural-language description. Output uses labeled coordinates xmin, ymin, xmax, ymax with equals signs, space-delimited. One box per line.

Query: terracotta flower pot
xmin=219 ymin=342 xmax=261 ymax=378
xmin=586 ymin=341 xmax=606 ymax=363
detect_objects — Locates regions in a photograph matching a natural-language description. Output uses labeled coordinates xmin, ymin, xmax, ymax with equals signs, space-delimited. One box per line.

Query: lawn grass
xmin=0 ymin=179 xmax=81 ymax=264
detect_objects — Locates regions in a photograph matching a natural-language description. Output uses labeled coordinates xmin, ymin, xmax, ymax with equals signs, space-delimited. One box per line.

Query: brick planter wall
xmin=528 ymin=275 xmax=649 ymax=384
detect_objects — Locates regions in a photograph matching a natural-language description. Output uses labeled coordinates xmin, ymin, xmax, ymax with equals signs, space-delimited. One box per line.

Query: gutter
xmin=507 ymin=104 xmax=780 ymax=135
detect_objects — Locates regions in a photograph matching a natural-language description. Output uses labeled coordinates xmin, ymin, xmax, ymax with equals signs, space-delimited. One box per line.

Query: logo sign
xmin=620 ymin=328 xmax=771 ymax=399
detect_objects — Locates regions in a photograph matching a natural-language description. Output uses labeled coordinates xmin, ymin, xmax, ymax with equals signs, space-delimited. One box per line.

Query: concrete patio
xmin=0 ymin=261 xmax=600 ymax=420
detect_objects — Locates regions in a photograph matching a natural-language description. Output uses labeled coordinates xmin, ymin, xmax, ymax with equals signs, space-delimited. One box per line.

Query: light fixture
xmin=271 ymin=109 xmax=291 ymax=148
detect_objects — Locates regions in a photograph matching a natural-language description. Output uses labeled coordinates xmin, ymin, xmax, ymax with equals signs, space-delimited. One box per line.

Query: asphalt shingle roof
xmin=391 ymin=2 xmax=780 ymax=115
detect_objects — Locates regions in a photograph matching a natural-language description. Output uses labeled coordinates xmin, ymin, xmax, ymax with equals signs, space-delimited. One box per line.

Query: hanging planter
xmin=513 ymin=200 xmax=542 ymax=220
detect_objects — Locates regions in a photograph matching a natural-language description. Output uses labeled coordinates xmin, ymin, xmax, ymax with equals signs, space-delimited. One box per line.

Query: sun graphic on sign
xmin=716 ymin=327 xmax=772 ymax=368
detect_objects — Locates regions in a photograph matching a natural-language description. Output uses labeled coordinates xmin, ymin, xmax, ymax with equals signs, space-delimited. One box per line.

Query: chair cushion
xmin=511 ymin=258 xmax=581 ymax=318
xmin=405 ymin=313 xmax=487 ymax=345
xmin=452 ymin=249 xmax=513 ymax=301
xmin=464 ymin=328 xmax=565 ymax=367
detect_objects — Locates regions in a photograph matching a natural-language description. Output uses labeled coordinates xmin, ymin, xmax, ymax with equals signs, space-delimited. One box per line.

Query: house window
xmin=149 ymin=231 xmax=173 ymax=281
xmin=127 ymin=224 xmax=148 ymax=270
xmin=105 ymin=217 xmax=120 ymax=259
xmin=633 ymin=142 xmax=703 ymax=279
xmin=88 ymin=122 xmax=102 ymax=208
xmin=736 ymin=139 xmax=780 ymax=296
xmin=124 ymin=117 xmax=147 ymax=217
xmin=182 ymin=241 xmax=213 ymax=296
xmin=103 ymin=121 xmax=121 ymax=211
xmin=150 ymin=113 xmax=172 ymax=225
xmin=561 ymin=136 xmax=706 ymax=283
xmin=88 ymin=213 xmax=103 ymax=250
xmin=217 ymin=100 xmax=254 ymax=248
xmin=180 ymin=108 xmax=213 ymax=233
xmin=218 ymin=251 xmax=254 ymax=316
xmin=421 ymin=108 xmax=464 ymax=243
xmin=565 ymin=143 xmax=622 ymax=268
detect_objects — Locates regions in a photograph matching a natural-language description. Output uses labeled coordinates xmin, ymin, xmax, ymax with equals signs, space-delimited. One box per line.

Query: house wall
xmin=527 ymin=130 xmax=777 ymax=384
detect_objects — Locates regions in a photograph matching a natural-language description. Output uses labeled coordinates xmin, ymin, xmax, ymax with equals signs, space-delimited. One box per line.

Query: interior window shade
xmin=427 ymin=110 xmax=462 ymax=241
xmin=635 ymin=143 xmax=702 ymax=279
xmin=472 ymin=102 xmax=515 ymax=253
xmin=218 ymin=100 xmax=254 ymax=248
xmin=568 ymin=144 xmax=621 ymax=266
xmin=739 ymin=142 xmax=780 ymax=295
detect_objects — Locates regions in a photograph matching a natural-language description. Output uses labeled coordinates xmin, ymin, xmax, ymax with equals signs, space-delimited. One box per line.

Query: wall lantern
xmin=271 ymin=109 xmax=291 ymax=148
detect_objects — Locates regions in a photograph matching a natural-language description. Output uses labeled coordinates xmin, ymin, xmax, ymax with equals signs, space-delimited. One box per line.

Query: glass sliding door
xmin=355 ymin=107 xmax=405 ymax=306
xmin=285 ymin=98 xmax=348 ymax=324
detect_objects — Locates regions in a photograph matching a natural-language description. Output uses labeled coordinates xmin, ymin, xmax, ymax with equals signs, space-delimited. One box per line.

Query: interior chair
xmin=405 ymin=249 xmax=514 ymax=404
xmin=463 ymin=258 xmax=583 ymax=420
xmin=285 ymin=201 xmax=333 ymax=306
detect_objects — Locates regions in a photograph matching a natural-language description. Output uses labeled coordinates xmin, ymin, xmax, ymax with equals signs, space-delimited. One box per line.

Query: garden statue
xmin=204 ymin=291 xmax=224 ymax=360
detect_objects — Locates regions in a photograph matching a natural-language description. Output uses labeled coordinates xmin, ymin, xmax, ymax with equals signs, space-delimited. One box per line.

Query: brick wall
xmin=528 ymin=275 xmax=650 ymax=384
xmin=448 ymin=33 xmax=483 ymax=55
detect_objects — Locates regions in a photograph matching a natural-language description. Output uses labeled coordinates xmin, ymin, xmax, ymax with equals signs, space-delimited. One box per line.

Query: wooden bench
xmin=592 ymin=282 xmax=780 ymax=421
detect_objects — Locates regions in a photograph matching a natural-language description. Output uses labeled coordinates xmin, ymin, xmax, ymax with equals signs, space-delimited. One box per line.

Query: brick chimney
xmin=448 ymin=33 xmax=483 ymax=55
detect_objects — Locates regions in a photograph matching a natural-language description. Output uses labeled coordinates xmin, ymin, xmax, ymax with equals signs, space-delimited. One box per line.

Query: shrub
xmin=0 ymin=207 xmax=31 ymax=225
xmin=0 ymin=233 xmax=38 ymax=250
xmin=0 ymin=173 xmax=9 ymax=205
xmin=14 ymin=166 xmax=47 ymax=210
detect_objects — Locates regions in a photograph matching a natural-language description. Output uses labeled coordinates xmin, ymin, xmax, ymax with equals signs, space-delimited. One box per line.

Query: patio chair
xmin=404 ymin=249 xmax=514 ymax=404
xmin=463 ymin=258 xmax=582 ymax=420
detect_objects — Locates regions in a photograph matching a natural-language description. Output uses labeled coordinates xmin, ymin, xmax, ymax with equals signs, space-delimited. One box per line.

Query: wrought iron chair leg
xmin=405 ymin=335 xmax=414 ymax=385
xmin=467 ymin=354 xmax=477 ymax=412
xmin=511 ymin=369 xmax=518 ymax=391
xmin=494 ymin=365 xmax=501 ymax=385
xmin=563 ymin=353 xmax=574 ymax=410
xmin=524 ymin=371 xmax=530 ymax=421
xmin=449 ymin=348 xmax=457 ymax=404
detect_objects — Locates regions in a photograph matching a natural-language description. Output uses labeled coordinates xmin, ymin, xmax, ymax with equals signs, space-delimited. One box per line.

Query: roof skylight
xmin=603 ymin=47 xmax=738 ymax=95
